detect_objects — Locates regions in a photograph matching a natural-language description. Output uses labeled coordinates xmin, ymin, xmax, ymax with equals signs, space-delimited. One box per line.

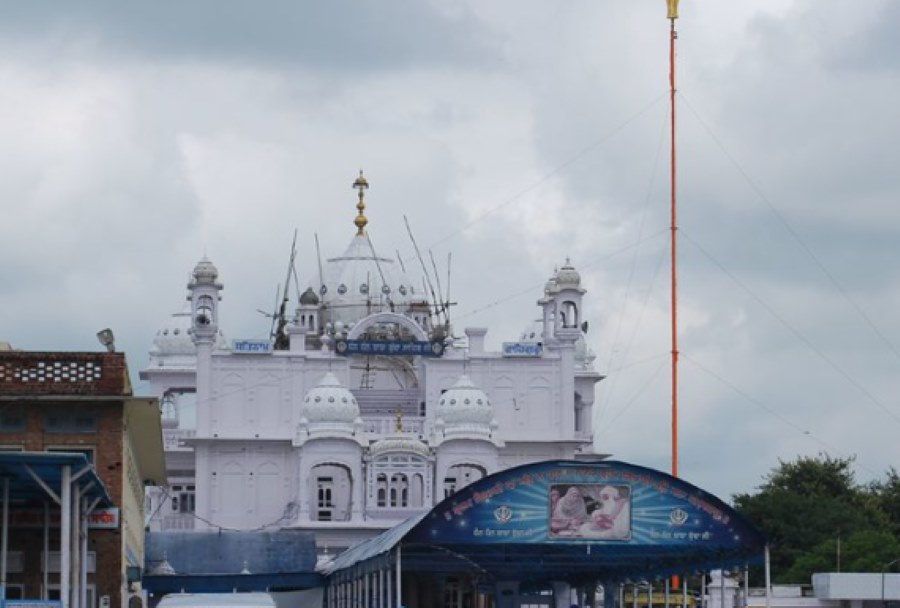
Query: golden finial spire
xmin=394 ymin=406 xmax=403 ymax=433
xmin=666 ymin=0 xmax=679 ymax=20
xmin=353 ymin=170 xmax=369 ymax=236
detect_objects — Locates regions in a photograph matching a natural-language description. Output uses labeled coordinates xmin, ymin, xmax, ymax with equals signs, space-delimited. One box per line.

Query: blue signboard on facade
xmin=334 ymin=339 xmax=445 ymax=357
xmin=407 ymin=460 xmax=764 ymax=551
xmin=232 ymin=339 xmax=272 ymax=353
xmin=501 ymin=342 xmax=543 ymax=357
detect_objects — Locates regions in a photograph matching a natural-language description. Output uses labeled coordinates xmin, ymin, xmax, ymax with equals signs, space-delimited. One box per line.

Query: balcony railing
xmin=159 ymin=513 xmax=196 ymax=531
xmin=363 ymin=416 xmax=426 ymax=436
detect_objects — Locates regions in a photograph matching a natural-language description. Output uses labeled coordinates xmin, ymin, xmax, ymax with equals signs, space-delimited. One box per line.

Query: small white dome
xmin=191 ymin=256 xmax=220 ymax=285
xmin=150 ymin=307 xmax=195 ymax=358
xmin=301 ymin=373 xmax=360 ymax=426
xmin=369 ymin=434 xmax=430 ymax=459
xmin=555 ymin=259 xmax=581 ymax=288
xmin=435 ymin=375 xmax=494 ymax=439
xmin=299 ymin=287 xmax=320 ymax=306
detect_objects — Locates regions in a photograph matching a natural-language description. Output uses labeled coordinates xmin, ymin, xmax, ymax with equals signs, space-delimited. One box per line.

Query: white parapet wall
xmin=813 ymin=572 xmax=900 ymax=601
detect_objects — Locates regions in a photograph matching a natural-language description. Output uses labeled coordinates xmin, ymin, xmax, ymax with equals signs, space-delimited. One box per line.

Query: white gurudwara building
xmin=142 ymin=173 xmax=603 ymax=555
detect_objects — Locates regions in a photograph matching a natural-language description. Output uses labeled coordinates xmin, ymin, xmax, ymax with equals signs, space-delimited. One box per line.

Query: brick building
xmin=0 ymin=349 xmax=166 ymax=608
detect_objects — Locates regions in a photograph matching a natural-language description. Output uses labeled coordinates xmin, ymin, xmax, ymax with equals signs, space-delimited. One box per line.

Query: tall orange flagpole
xmin=668 ymin=1 xmax=681 ymax=589
xmin=667 ymin=0 xmax=680 ymax=481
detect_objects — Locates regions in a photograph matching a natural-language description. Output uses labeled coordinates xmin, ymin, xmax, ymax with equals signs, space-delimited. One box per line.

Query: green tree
xmin=867 ymin=467 xmax=900 ymax=538
xmin=783 ymin=530 xmax=900 ymax=582
xmin=732 ymin=454 xmax=889 ymax=584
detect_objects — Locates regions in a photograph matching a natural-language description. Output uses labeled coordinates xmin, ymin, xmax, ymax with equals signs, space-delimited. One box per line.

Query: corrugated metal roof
xmin=322 ymin=511 xmax=429 ymax=574
xmin=0 ymin=451 xmax=113 ymax=508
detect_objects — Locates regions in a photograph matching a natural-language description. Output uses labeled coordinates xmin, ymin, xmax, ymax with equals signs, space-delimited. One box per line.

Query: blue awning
xmin=0 ymin=451 xmax=114 ymax=508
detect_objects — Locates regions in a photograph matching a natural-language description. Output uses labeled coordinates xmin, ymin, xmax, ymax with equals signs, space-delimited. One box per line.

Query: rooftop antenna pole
xmin=314 ymin=232 xmax=327 ymax=326
xmin=428 ymin=250 xmax=446 ymax=325
xmin=445 ymin=251 xmax=452 ymax=326
xmin=404 ymin=215 xmax=442 ymax=327
xmin=667 ymin=0 xmax=680 ymax=481
xmin=273 ymin=229 xmax=298 ymax=349
xmin=314 ymin=233 xmax=325 ymax=294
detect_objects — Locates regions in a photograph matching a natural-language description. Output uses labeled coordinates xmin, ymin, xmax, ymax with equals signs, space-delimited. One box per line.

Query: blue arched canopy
xmin=329 ymin=460 xmax=766 ymax=585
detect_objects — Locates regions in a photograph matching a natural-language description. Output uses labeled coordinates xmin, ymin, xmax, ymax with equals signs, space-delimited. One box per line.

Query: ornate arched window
xmin=367 ymin=453 xmax=431 ymax=511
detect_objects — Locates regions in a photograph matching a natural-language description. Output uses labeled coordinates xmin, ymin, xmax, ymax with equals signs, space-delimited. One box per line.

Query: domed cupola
xmin=149 ymin=305 xmax=196 ymax=364
xmin=190 ymin=257 xmax=221 ymax=286
xmin=544 ymin=277 xmax=558 ymax=296
xmin=148 ymin=303 xmax=228 ymax=368
xmin=297 ymin=373 xmax=363 ymax=442
xmin=299 ymin=287 xmax=320 ymax=306
xmin=554 ymin=258 xmax=581 ymax=289
xmin=369 ymin=433 xmax=431 ymax=459
xmin=434 ymin=375 xmax=496 ymax=440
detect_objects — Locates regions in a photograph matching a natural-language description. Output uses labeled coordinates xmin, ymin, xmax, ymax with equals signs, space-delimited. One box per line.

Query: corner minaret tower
xmin=188 ymin=256 xmax=223 ymax=436
xmin=544 ymin=259 xmax=586 ymax=439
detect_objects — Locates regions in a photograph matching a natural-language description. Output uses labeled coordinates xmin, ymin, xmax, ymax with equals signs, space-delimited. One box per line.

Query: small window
xmin=316 ymin=476 xmax=334 ymax=521
xmin=0 ymin=407 xmax=26 ymax=432
xmin=171 ymin=484 xmax=196 ymax=514
xmin=44 ymin=409 xmax=98 ymax=433
xmin=444 ymin=477 xmax=458 ymax=499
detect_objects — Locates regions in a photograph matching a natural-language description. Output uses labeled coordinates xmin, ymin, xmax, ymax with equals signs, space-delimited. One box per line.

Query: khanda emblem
xmin=494 ymin=505 xmax=513 ymax=524
xmin=669 ymin=507 xmax=689 ymax=526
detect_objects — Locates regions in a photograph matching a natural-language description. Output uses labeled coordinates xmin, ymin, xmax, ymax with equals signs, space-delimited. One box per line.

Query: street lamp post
xmin=883 ymin=558 xmax=900 ymax=608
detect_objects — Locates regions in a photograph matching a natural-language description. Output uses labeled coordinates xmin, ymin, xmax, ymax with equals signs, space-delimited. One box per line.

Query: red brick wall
xmin=1 ymin=392 xmax=128 ymax=604
xmin=0 ymin=352 xmax=131 ymax=396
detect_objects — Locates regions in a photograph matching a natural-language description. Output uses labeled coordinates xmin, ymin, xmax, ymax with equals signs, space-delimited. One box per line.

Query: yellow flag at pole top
xmin=666 ymin=0 xmax=679 ymax=19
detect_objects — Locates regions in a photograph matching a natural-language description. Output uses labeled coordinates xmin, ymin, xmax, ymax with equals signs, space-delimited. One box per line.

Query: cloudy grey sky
xmin=1 ymin=0 xmax=898 ymax=502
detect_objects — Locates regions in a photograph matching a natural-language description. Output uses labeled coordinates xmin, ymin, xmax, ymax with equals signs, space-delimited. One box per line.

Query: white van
xmin=157 ymin=593 xmax=277 ymax=608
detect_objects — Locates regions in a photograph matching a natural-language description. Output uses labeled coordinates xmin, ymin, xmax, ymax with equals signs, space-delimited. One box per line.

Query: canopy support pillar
xmin=2 ymin=477 xmax=9 ymax=595
xmin=60 ymin=464 xmax=71 ymax=608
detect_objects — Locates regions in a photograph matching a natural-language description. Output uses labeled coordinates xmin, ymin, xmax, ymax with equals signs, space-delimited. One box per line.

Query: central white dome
xmin=314 ymin=234 xmax=421 ymax=325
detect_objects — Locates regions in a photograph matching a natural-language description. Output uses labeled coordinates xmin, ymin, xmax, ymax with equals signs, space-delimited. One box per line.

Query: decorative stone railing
xmin=363 ymin=416 xmax=426 ymax=436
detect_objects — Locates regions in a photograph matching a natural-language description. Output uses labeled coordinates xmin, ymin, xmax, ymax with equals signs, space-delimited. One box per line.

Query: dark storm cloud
xmin=0 ymin=1 xmax=498 ymax=70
